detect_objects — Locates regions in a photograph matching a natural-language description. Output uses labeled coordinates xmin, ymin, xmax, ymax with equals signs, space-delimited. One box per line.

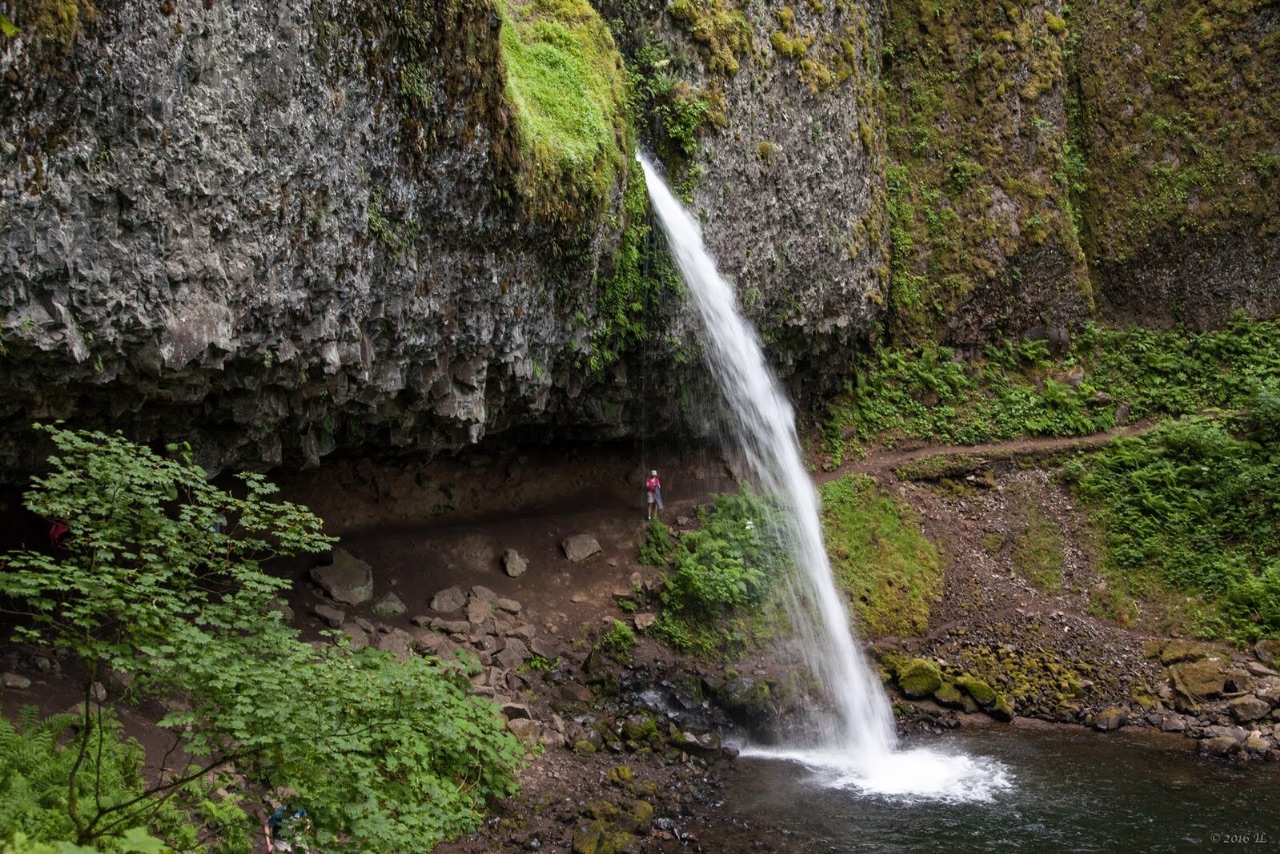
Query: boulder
xmin=1229 ymin=695 xmax=1271 ymax=723
xmin=430 ymin=586 xmax=467 ymax=613
xmin=1200 ymin=736 xmax=1240 ymax=757
xmin=431 ymin=618 xmax=472 ymax=635
xmin=1242 ymin=732 xmax=1272 ymax=755
xmin=634 ymin=613 xmax=657 ymax=631
xmin=508 ymin=718 xmax=540 ymax=741
xmin=897 ymin=659 xmax=943 ymax=699
xmin=310 ymin=549 xmax=374 ymax=606
xmin=343 ymin=624 xmax=370 ymax=652
xmin=955 ymin=675 xmax=997 ymax=706
xmin=1094 ymin=707 xmax=1128 ymax=732
xmin=1205 ymin=724 xmax=1248 ymax=742
xmin=531 ymin=637 xmax=561 ymax=661
xmin=311 ymin=603 xmax=346 ymax=629
xmin=1254 ymin=638 xmax=1280 ymax=669
xmin=562 ymin=535 xmax=603 ymax=563
xmin=933 ymin=682 xmax=965 ymax=707
xmin=496 ymin=638 xmax=530 ymax=671
xmin=372 ymin=592 xmax=406 ymax=617
xmin=1160 ymin=715 xmax=1188 ymax=733
xmin=502 ymin=548 xmax=528 ymax=578
xmin=2 ymin=672 xmax=32 ymax=690
xmin=374 ymin=628 xmax=416 ymax=662
xmin=1160 ymin=640 xmax=1211 ymax=665
xmin=502 ymin=702 xmax=532 ymax=721
xmin=269 ymin=599 xmax=295 ymax=624
xmin=466 ymin=597 xmax=493 ymax=626
xmin=1171 ymin=657 xmax=1230 ymax=705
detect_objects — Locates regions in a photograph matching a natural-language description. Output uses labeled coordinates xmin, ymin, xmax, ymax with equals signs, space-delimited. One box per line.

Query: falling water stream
xmin=640 ymin=154 xmax=1009 ymax=801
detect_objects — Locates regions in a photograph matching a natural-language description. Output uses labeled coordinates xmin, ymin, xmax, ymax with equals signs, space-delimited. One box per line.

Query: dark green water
xmin=718 ymin=728 xmax=1280 ymax=852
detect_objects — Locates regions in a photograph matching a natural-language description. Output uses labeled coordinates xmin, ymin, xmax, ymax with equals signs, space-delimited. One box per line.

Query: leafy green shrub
xmin=1069 ymin=408 xmax=1280 ymax=643
xmin=653 ymin=488 xmax=788 ymax=655
xmin=826 ymin=315 xmax=1280 ymax=461
xmin=0 ymin=708 xmax=185 ymax=852
xmin=639 ymin=519 xmax=675 ymax=566
xmin=0 ymin=426 xmax=525 ymax=850
xmin=597 ymin=620 xmax=636 ymax=661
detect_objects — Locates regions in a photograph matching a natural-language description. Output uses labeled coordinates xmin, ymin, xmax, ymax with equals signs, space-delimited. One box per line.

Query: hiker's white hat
xmin=651 ymin=470 xmax=657 ymax=476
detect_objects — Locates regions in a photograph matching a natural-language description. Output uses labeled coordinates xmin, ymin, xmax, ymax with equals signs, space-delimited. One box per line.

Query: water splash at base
xmin=740 ymin=744 xmax=1014 ymax=803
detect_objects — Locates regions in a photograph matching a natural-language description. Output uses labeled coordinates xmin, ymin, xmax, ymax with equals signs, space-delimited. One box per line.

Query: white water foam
xmin=739 ymin=744 xmax=1014 ymax=803
xmin=640 ymin=153 xmax=1010 ymax=800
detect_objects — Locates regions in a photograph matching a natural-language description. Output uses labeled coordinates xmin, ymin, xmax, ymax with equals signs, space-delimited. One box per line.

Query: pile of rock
xmin=1126 ymin=640 xmax=1280 ymax=759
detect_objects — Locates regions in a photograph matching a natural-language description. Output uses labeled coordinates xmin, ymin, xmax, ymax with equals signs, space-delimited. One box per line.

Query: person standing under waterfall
xmin=645 ymin=470 xmax=664 ymax=520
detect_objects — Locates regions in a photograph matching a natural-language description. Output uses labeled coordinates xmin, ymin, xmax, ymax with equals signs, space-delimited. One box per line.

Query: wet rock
xmin=1205 ymin=724 xmax=1248 ymax=743
xmin=562 ymin=535 xmax=602 ymax=563
xmin=1094 ymin=707 xmax=1128 ymax=732
xmin=372 ymin=592 xmax=406 ymax=617
xmin=2 ymin=672 xmax=31 ymax=690
xmin=312 ymin=603 xmax=346 ymax=629
xmin=310 ymin=549 xmax=374 ymax=606
xmin=1160 ymin=715 xmax=1187 ymax=733
xmin=1201 ymin=736 xmax=1240 ymax=757
xmin=430 ymin=586 xmax=468 ymax=614
xmin=1242 ymin=732 xmax=1272 ymax=755
xmin=897 ymin=659 xmax=943 ymax=698
xmin=1229 ymin=695 xmax=1271 ymax=723
xmin=503 ymin=549 xmax=528 ymax=578
xmin=671 ymin=728 xmax=721 ymax=757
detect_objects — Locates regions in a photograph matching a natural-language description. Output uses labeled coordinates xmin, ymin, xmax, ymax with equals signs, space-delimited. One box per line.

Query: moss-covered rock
xmin=933 ymin=681 xmax=965 ymax=707
xmin=572 ymin=795 xmax=655 ymax=853
xmin=1159 ymin=640 xmax=1210 ymax=666
xmin=897 ymin=658 xmax=944 ymax=698
xmin=955 ymin=675 xmax=997 ymax=706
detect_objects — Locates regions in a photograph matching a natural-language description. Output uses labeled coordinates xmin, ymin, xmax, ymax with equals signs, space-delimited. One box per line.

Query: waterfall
xmin=640 ymin=154 xmax=1011 ymax=800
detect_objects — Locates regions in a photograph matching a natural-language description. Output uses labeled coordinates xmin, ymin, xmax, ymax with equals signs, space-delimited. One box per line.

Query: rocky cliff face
xmin=0 ymin=0 xmax=649 ymax=473
xmin=0 ymin=0 xmax=1276 ymax=475
xmin=0 ymin=0 xmax=888 ymax=473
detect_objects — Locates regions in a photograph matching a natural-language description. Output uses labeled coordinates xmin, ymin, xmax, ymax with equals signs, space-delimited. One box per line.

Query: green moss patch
xmin=882 ymin=0 xmax=1088 ymax=343
xmin=1072 ymin=0 xmax=1280 ymax=263
xmin=499 ymin=0 xmax=631 ymax=225
xmin=821 ymin=474 xmax=943 ymax=638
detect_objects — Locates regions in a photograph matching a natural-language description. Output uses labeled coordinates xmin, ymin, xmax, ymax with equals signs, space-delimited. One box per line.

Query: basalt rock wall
xmin=0 ymin=0 xmax=664 ymax=473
